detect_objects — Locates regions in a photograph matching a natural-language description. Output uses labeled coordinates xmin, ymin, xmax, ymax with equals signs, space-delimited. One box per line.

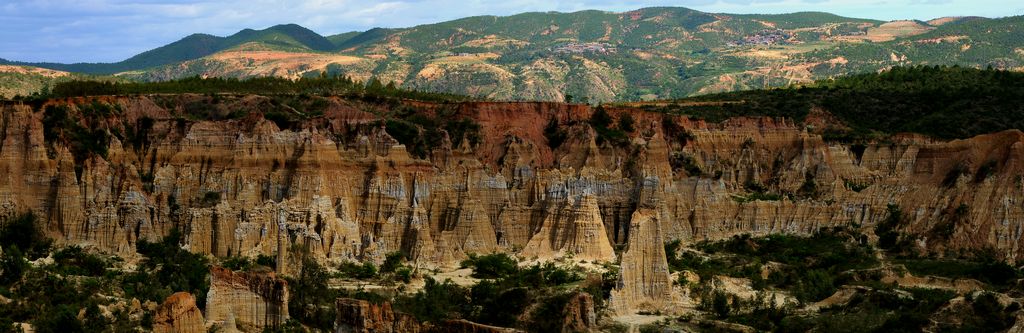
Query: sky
xmin=1 ymin=0 xmax=1021 ymax=63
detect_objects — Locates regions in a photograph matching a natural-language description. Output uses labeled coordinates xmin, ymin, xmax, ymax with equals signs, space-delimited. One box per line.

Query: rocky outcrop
xmin=335 ymin=298 xmax=421 ymax=333
xmin=153 ymin=292 xmax=206 ymax=333
xmin=609 ymin=209 xmax=673 ymax=314
xmin=561 ymin=292 xmax=597 ymax=333
xmin=206 ymin=267 xmax=289 ymax=332
xmin=3 ymin=96 xmax=1024 ymax=315
xmin=334 ymin=298 xmax=522 ymax=333
xmin=521 ymin=194 xmax=615 ymax=262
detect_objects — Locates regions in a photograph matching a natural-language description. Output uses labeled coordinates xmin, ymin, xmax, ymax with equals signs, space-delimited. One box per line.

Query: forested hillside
xmin=645 ymin=66 xmax=1024 ymax=140
xmin=3 ymin=8 xmax=1022 ymax=102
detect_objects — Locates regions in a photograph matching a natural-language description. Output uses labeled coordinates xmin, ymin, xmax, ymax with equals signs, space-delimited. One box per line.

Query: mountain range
xmin=2 ymin=7 xmax=1023 ymax=101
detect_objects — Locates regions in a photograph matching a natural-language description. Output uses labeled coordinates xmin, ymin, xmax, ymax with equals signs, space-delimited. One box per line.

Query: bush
xmin=589 ymin=106 xmax=628 ymax=146
xmin=395 ymin=267 xmax=413 ymax=283
xmin=792 ymin=269 xmax=835 ymax=303
xmin=618 ymin=113 xmax=636 ymax=132
xmin=876 ymin=204 xmax=903 ymax=250
xmin=127 ymin=229 xmax=210 ymax=308
xmin=200 ymin=191 xmax=222 ymax=207
xmin=0 ymin=246 xmax=28 ymax=285
xmin=394 ymin=277 xmax=472 ymax=323
xmin=461 ymin=253 xmax=518 ymax=279
xmin=381 ymin=251 xmax=404 ymax=274
xmin=50 ymin=246 xmax=107 ymax=276
xmin=711 ymin=291 xmax=731 ymax=318
xmin=288 ymin=258 xmax=339 ymax=331
xmin=221 ymin=256 xmax=254 ymax=271
xmin=0 ymin=212 xmax=52 ymax=259
xmin=543 ymin=116 xmax=567 ymax=149
xmin=339 ymin=261 xmax=378 ymax=280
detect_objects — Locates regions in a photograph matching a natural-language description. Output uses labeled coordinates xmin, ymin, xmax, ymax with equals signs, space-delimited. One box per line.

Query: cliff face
xmin=153 ymin=292 xmax=206 ymax=333
xmin=334 ymin=298 xmax=522 ymax=333
xmin=205 ymin=266 xmax=289 ymax=331
xmin=335 ymin=298 xmax=421 ymax=333
xmin=609 ymin=209 xmax=673 ymax=314
xmin=3 ymin=95 xmax=1024 ymax=314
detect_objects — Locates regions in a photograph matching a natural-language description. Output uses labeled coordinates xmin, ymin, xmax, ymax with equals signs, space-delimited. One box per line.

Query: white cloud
xmin=0 ymin=0 xmax=1017 ymax=63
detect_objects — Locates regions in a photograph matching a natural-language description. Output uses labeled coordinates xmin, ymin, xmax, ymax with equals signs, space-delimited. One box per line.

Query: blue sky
xmin=1 ymin=0 xmax=1021 ymax=63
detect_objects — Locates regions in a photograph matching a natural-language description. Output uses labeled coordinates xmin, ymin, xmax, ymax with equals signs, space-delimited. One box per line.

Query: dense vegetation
xmin=29 ymin=75 xmax=471 ymax=102
xmin=394 ymin=253 xmax=606 ymax=331
xmin=657 ymin=66 xmax=1024 ymax=139
xmin=0 ymin=69 xmax=117 ymax=100
xmin=659 ymin=227 xmax=1024 ymax=332
xmin=667 ymin=227 xmax=877 ymax=303
xmin=373 ymin=104 xmax=483 ymax=159
xmin=0 ymin=214 xmax=209 ymax=332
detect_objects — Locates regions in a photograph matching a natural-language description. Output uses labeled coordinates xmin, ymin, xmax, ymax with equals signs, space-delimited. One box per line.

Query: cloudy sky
xmin=1 ymin=0 xmax=1021 ymax=63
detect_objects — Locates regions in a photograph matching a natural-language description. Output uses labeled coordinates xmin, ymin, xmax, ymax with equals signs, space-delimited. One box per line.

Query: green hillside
xmin=0 ymin=67 xmax=121 ymax=99
xmin=3 ymin=24 xmax=336 ymax=74
xmin=327 ymin=31 xmax=362 ymax=47
xmin=4 ymin=8 xmax=1023 ymax=102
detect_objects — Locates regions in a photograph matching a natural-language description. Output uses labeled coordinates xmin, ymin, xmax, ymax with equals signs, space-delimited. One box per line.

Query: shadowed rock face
xmin=334 ymin=298 xmax=522 ymax=333
xmin=335 ymin=298 xmax=421 ymax=333
xmin=2 ymin=95 xmax=1024 ymax=314
xmin=562 ymin=292 xmax=598 ymax=333
xmin=206 ymin=266 xmax=289 ymax=331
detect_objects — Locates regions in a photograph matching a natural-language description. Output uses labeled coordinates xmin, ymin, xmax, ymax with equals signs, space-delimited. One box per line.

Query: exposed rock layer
xmin=206 ymin=266 xmax=289 ymax=332
xmin=2 ymin=96 xmax=1024 ymax=315
xmin=561 ymin=292 xmax=598 ymax=333
xmin=153 ymin=292 xmax=206 ymax=333
xmin=334 ymin=298 xmax=522 ymax=333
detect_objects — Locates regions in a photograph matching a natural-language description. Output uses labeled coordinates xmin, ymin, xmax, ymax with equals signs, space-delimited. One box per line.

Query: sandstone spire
xmin=609 ymin=208 xmax=673 ymax=314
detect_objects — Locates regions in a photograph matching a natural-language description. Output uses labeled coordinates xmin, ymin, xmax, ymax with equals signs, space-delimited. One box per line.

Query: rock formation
xmin=335 ymin=298 xmax=421 ymax=333
xmin=609 ymin=209 xmax=674 ymax=314
xmin=334 ymin=297 xmax=522 ymax=333
xmin=153 ymin=292 xmax=206 ymax=333
xmin=521 ymin=193 xmax=616 ymax=262
xmin=2 ymin=96 xmax=1024 ymax=315
xmin=206 ymin=266 xmax=289 ymax=332
xmin=561 ymin=292 xmax=598 ymax=333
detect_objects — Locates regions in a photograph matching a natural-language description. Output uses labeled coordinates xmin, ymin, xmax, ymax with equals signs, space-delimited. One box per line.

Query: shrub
xmin=200 ymin=191 xmax=222 ymax=207
xmin=381 ymin=251 xmax=404 ymax=274
xmin=0 ymin=246 xmax=27 ymax=285
xmin=589 ymin=106 xmax=628 ymax=146
xmin=256 ymin=254 xmax=277 ymax=268
xmin=618 ymin=113 xmax=636 ymax=132
xmin=128 ymin=229 xmax=210 ymax=308
xmin=394 ymin=277 xmax=471 ymax=323
xmin=339 ymin=261 xmax=377 ymax=280
xmin=288 ymin=258 xmax=338 ymax=331
xmin=0 ymin=212 xmax=52 ymax=259
xmin=395 ymin=267 xmax=413 ymax=283
xmin=50 ymin=246 xmax=107 ymax=276
xmin=712 ymin=291 xmax=731 ymax=318
xmin=876 ymin=204 xmax=903 ymax=250
xmin=221 ymin=256 xmax=254 ymax=271
xmin=461 ymin=253 xmax=518 ymax=279
xmin=543 ymin=116 xmax=567 ymax=149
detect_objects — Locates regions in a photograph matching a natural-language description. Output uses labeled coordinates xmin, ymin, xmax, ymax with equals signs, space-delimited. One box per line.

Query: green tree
xmin=0 ymin=246 xmax=27 ymax=285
